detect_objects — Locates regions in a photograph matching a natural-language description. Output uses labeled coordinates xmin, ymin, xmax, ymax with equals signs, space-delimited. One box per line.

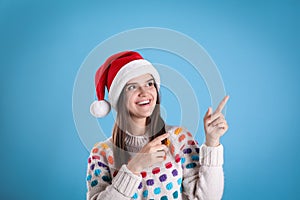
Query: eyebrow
xmin=126 ymin=78 xmax=154 ymax=86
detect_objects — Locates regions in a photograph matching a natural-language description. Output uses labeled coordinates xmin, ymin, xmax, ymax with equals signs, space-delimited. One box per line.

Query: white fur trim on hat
xmin=90 ymin=100 xmax=111 ymax=118
xmin=108 ymin=59 xmax=160 ymax=110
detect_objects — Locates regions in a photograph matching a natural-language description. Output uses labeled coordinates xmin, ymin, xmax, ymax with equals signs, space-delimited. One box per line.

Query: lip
xmin=135 ymin=99 xmax=152 ymax=106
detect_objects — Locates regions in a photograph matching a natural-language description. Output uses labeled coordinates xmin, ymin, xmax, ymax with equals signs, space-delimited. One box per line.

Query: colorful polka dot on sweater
xmin=192 ymin=155 xmax=199 ymax=161
xmin=177 ymin=178 xmax=182 ymax=185
xmin=174 ymin=127 xmax=182 ymax=135
xmin=166 ymin=182 xmax=173 ymax=190
xmin=165 ymin=162 xmax=172 ymax=169
xmin=159 ymin=174 xmax=167 ymax=182
xmin=142 ymin=190 xmax=148 ymax=198
xmin=146 ymin=179 xmax=154 ymax=186
xmin=98 ymin=161 xmax=109 ymax=170
xmin=166 ymin=139 xmax=171 ymax=146
xmin=92 ymin=155 xmax=100 ymax=160
xmin=138 ymin=182 xmax=143 ymax=189
xmin=102 ymin=175 xmax=111 ymax=182
xmin=91 ymin=180 xmax=98 ymax=187
xmin=181 ymin=157 xmax=186 ymax=164
xmin=183 ymin=148 xmax=192 ymax=154
xmin=152 ymin=167 xmax=160 ymax=174
xmin=175 ymin=154 xmax=181 ymax=163
xmin=188 ymin=140 xmax=196 ymax=145
xmin=108 ymin=156 xmax=114 ymax=164
xmin=161 ymin=195 xmax=168 ymax=200
xmin=154 ymin=187 xmax=161 ymax=195
xmin=100 ymin=150 xmax=106 ymax=157
xmin=90 ymin=164 xmax=95 ymax=170
xmin=170 ymin=144 xmax=175 ymax=154
xmin=178 ymin=134 xmax=186 ymax=142
xmin=101 ymin=143 xmax=109 ymax=149
xmin=173 ymin=191 xmax=179 ymax=199
xmin=86 ymin=174 xmax=92 ymax=181
xmin=94 ymin=169 xmax=101 ymax=176
xmin=92 ymin=148 xmax=98 ymax=153
xmin=141 ymin=171 xmax=147 ymax=178
xmin=113 ymin=170 xmax=118 ymax=177
xmin=186 ymin=163 xmax=197 ymax=169
xmin=172 ymin=169 xmax=178 ymax=177
xmin=180 ymin=144 xmax=186 ymax=151
xmin=132 ymin=193 xmax=138 ymax=199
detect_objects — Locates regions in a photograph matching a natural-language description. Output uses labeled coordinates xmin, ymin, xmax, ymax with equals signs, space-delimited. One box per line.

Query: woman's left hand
xmin=203 ymin=95 xmax=229 ymax=147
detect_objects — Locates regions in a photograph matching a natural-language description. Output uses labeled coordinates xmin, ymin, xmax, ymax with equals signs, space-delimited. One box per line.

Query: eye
xmin=127 ymin=84 xmax=136 ymax=91
xmin=146 ymin=80 xmax=154 ymax=87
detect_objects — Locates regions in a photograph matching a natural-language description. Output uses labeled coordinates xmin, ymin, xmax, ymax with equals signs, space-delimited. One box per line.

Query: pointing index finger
xmin=214 ymin=95 xmax=230 ymax=114
xmin=152 ymin=132 xmax=170 ymax=144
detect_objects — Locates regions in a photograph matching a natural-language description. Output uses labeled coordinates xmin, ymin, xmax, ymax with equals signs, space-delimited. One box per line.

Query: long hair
xmin=112 ymin=82 xmax=166 ymax=169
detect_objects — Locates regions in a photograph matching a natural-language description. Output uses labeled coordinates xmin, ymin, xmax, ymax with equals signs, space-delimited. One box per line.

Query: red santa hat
xmin=90 ymin=51 xmax=160 ymax=118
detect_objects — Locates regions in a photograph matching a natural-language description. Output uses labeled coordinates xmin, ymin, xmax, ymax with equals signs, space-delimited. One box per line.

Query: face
xmin=125 ymin=74 xmax=158 ymax=121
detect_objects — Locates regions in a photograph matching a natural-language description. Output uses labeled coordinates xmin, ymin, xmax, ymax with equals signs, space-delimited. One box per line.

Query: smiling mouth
xmin=136 ymin=99 xmax=151 ymax=106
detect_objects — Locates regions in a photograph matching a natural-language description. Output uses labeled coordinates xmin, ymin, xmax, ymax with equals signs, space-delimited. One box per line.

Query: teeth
xmin=137 ymin=100 xmax=150 ymax=105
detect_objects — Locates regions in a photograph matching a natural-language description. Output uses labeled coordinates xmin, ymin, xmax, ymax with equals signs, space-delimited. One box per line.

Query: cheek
xmin=152 ymin=89 xmax=158 ymax=101
xmin=126 ymin=93 xmax=136 ymax=108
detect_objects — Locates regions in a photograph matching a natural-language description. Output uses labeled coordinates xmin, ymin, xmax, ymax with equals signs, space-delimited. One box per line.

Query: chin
xmin=132 ymin=108 xmax=155 ymax=119
xmin=138 ymin=111 xmax=153 ymax=118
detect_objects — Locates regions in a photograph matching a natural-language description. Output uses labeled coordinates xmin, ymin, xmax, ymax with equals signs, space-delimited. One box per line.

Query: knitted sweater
xmin=86 ymin=125 xmax=224 ymax=200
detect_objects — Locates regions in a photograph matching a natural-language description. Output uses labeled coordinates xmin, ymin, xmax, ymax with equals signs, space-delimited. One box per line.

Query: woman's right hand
xmin=127 ymin=133 xmax=170 ymax=175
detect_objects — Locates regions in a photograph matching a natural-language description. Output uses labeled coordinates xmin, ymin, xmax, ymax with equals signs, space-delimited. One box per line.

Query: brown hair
xmin=112 ymin=82 xmax=166 ymax=169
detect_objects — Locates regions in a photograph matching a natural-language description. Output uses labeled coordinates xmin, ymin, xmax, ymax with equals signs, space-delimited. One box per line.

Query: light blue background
xmin=1 ymin=0 xmax=299 ymax=199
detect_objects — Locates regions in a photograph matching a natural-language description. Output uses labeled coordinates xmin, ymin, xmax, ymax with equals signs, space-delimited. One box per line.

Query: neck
xmin=127 ymin=116 xmax=147 ymax=136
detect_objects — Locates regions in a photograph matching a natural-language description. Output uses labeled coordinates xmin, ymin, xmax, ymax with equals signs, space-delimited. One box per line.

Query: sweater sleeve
xmin=170 ymin=127 xmax=224 ymax=200
xmin=86 ymin=142 xmax=142 ymax=200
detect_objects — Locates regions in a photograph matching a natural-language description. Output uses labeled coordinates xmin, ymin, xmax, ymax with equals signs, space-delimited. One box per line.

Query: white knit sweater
xmin=86 ymin=125 xmax=224 ymax=200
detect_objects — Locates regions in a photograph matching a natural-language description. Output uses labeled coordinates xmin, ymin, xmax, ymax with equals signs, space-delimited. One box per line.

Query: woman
xmin=87 ymin=51 xmax=229 ymax=200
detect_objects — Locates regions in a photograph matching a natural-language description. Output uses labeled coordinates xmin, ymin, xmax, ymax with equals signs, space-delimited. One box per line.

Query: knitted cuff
xmin=200 ymin=144 xmax=224 ymax=166
xmin=112 ymin=164 xmax=142 ymax=197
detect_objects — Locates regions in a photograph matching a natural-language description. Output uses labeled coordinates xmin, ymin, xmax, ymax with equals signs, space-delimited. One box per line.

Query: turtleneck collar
xmin=124 ymin=129 xmax=151 ymax=153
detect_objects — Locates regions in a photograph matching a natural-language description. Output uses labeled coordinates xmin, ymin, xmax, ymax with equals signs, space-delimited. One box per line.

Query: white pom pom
xmin=90 ymin=100 xmax=111 ymax=118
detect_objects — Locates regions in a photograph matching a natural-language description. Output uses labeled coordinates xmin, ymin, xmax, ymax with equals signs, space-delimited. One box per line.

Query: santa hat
xmin=90 ymin=51 xmax=160 ymax=118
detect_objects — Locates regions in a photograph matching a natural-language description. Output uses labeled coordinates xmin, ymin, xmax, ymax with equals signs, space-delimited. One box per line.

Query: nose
xmin=137 ymin=86 xmax=147 ymax=96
